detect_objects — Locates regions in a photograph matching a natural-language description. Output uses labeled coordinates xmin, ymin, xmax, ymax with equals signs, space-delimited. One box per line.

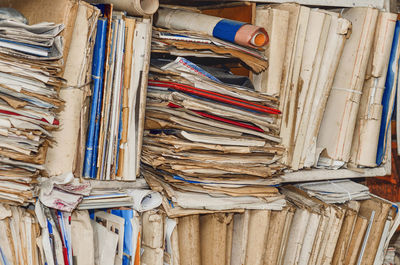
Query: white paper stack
xmin=296 ymin=179 xmax=370 ymax=203
xmin=0 ymin=16 xmax=65 ymax=205
xmin=317 ymin=7 xmax=379 ymax=168
xmin=350 ymin=12 xmax=397 ymax=167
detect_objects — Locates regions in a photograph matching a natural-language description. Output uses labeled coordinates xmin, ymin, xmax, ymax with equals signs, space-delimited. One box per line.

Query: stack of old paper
xmin=25 ymin=201 xmax=147 ymax=265
xmin=142 ymin=165 xmax=286 ymax=217
xmin=296 ymin=179 xmax=370 ymax=203
xmin=79 ymin=5 xmax=152 ymax=181
xmin=2 ymin=192 xmax=398 ymax=265
xmin=0 ymin=204 xmax=40 ymax=265
xmin=0 ymin=15 xmax=65 ymax=204
xmin=141 ymin=56 xmax=285 ymax=214
xmin=254 ymin=4 xmax=399 ymax=172
xmin=254 ymin=4 xmax=353 ymax=170
xmin=143 ymin=8 xmax=285 ymax=213
xmin=151 ymin=28 xmax=268 ymax=74
xmin=114 ymin=188 xmax=398 ymax=265
xmin=350 ymin=12 xmax=397 ymax=168
xmin=278 ymin=186 xmax=399 ymax=265
xmin=45 ymin=1 xmax=99 ymax=179
xmin=317 ymin=7 xmax=379 ymax=168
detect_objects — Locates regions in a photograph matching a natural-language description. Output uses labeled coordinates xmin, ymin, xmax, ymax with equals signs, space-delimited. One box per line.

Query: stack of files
xmin=254 ymin=4 xmax=399 ymax=172
xmin=278 ymin=185 xmax=400 ymax=265
xmin=253 ymin=3 xmax=353 ymax=169
xmin=151 ymin=28 xmax=268 ymax=74
xmin=2 ymin=196 xmax=398 ymax=265
xmin=140 ymin=208 xmax=296 ymax=265
xmin=296 ymin=179 xmax=371 ymax=204
xmin=142 ymin=165 xmax=286 ymax=218
xmin=350 ymin=12 xmax=398 ymax=168
xmin=143 ymin=209 xmax=297 ymax=265
xmin=82 ymin=6 xmax=152 ymax=181
xmin=317 ymin=7 xmax=380 ymax=169
xmin=141 ymin=6 xmax=285 ymax=217
xmin=32 ymin=202 xmax=142 ymax=265
xmin=281 ymin=186 xmax=346 ymax=265
xmin=32 ymin=200 xmax=142 ymax=265
xmin=78 ymin=187 xmax=162 ymax=211
xmin=0 ymin=14 xmax=65 ymax=205
xmin=136 ymin=201 xmax=399 ymax=265
xmin=142 ymin=56 xmax=284 ymax=179
xmin=0 ymin=204 xmax=41 ymax=265
xmin=45 ymin=1 xmax=100 ymax=178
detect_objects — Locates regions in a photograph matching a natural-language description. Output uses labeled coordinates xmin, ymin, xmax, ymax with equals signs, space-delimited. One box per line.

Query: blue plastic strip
xmin=212 ymin=19 xmax=245 ymax=43
xmin=376 ymin=21 xmax=400 ymax=165
xmin=111 ymin=210 xmax=134 ymax=265
xmin=83 ymin=18 xmax=108 ymax=179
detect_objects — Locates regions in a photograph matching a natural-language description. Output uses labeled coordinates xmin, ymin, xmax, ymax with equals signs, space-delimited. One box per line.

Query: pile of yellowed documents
xmin=255 ymin=4 xmax=399 ymax=171
xmin=142 ymin=7 xmax=286 ymax=214
xmin=133 ymin=182 xmax=399 ymax=265
xmin=0 ymin=11 xmax=65 ymax=204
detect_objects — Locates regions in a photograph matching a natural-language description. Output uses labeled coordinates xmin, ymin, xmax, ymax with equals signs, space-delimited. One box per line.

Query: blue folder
xmin=110 ymin=209 xmax=135 ymax=265
xmin=376 ymin=21 xmax=400 ymax=165
xmin=83 ymin=18 xmax=107 ymax=178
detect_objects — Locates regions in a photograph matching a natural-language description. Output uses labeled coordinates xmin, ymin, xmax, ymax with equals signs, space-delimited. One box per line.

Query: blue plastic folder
xmin=83 ymin=18 xmax=107 ymax=178
xmin=376 ymin=21 xmax=400 ymax=165
xmin=110 ymin=209 xmax=135 ymax=265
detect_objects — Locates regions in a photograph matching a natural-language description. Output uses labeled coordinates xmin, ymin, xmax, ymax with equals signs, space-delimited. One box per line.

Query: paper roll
xmin=155 ymin=8 xmax=268 ymax=49
xmin=234 ymin=24 xmax=268 ymax=48
xmin=128 ymin=189 xmax=162 ymax=212
xmin=87 ymin=0 xmax=159 ymax=16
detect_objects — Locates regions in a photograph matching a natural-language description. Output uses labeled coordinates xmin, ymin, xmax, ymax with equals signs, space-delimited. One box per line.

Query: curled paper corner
xmin=39 ymin=172 xmax=75 ymax=196
xmin=38 ymin=172 xmax=91 ymax=212
xmin=128 ymin=189 xmax=162 ymax=212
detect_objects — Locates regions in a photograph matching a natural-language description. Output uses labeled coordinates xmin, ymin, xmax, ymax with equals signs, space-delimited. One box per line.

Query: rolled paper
xmin=87 ymin=0 xmax=159 ymax=16
xmin=234 ymin=24 xmax=268 ymax=48
xmin=155 ymin=8 xmax=269 ymax=49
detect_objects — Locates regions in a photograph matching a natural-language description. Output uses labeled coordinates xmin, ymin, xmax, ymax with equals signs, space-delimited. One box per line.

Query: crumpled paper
xmin=39 ymin=172 xmax=91 ymax=212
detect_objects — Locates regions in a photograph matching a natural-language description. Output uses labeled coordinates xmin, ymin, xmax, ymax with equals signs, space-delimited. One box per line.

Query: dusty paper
xmin=317 ymin=7 xmax=379 ymax=167
xmin=350 ymin=12 xmax=397 ymax=167
xmin=45 ymin=2 xmax=99 ymax=176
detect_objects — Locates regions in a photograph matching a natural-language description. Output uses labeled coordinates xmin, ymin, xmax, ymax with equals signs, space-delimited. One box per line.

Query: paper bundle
xmin=350 ymin=12 xmax=397 ymax=167
xmin=155 ymin=7 xmax=268 ymax=49
xmin=296 ymin=179 xmax=370 ymax=203
xmin=142 ymin=8 xmax=286 ymax=216
xmin=255 ymin=3 xmax=353 ymax=169
xmin=82 ymin=7 xmax=152 ymax=181
xmin=0 ymin=14 xmax=65 ymax=204
xmin=317 ymin=7 xmax=379 ymax=168
xmin=0 ymin=204 xmax=41 ymax=264
xmin=253 ymin=4 xmax=399 ymax=172
xmin=78 ymin=188 xmax=162 ymax=211
xmin=45 ymin=2 xmax=99 ymax=179
xmin=151 ymin=28 xmax=268 ymax=73
xmin=280 ymin=186 xmax=399 ymax=265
